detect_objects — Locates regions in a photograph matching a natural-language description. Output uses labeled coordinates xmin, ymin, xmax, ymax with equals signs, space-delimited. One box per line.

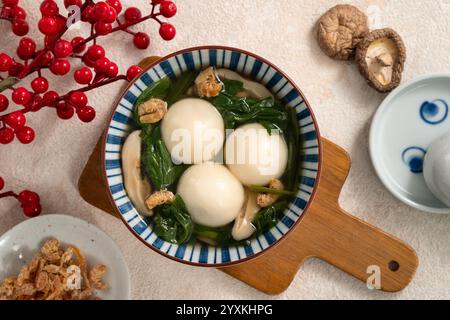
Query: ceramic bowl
xmin=370 ymin=73 xmax=450 ymax=214
xmin=0 ymin=214 xmax=131 ymax=299
xmin=103 ymin=46 xmax=322 ymax=266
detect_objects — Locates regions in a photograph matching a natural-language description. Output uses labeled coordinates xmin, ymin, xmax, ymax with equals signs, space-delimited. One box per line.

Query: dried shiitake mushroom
xmin=317 ymin=4 xmax=369 ymax=60
xmin=355 ymin=28 xmax=406 ymax=92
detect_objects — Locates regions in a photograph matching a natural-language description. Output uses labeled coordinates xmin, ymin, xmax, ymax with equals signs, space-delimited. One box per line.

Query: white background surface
xmin=0 ymin=0 xmax=449 ymax=299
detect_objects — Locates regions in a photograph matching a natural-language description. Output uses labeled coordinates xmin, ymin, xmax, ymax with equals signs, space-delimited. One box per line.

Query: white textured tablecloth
xmin=1 ymin=0 xmax=449 ymax=300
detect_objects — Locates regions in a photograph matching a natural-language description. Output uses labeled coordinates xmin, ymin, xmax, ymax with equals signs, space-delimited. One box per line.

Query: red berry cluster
xmin=0 ymin=0 xmax=176 ymax=145
xmin=0 ymin=176 xmax=42 ymax=217
xmin=0 ymin=0 xmax=29 ymax=36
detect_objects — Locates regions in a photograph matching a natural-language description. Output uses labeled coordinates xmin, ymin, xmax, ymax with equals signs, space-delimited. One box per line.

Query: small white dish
xmin=0 ymin=214 xmax=131 ymax=299
xmin=370 ymin=74 xmax=450 ymax=214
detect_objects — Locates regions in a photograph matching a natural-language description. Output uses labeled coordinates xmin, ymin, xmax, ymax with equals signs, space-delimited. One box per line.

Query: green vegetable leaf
xmin=252 ymin=201 xmax=288 ymax=236
xmin=211 ymin=92 xmax=288 ymax=133
xmin=141 ymin=125 xmax=186 ymax=191
xmin=222 ymin=79 xmax=243 ymax=96
xmin=133 ymin=77 xmax=172 ymax=128
xmin=166 ymin=71 xmax=196 ymax=105
xmin=285 ymin=107 xmax=301 ymax=191
xmin=193 ymin=224 xmax=250 ymax=247
xmin=153 ymin=195 xmax=193 ymax=244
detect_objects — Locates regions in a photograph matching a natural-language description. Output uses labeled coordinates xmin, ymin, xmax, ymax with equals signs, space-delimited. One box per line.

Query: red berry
xmin=0 ymin=94 xmax=9 ymax=112
xmin=106 ymin=62 xmax=118 ymax=78
xmin=2 ymin=0 xmax=18 ymax=7
xmin=43 ymin=90 xmax=59 ymax=106
xmin=38 ymin=16 xmax=58 ymax=35
xmin=22 ymin=202 xmax=42 ymax=218
xmin=40 ymin=0 xmax=59 ymax=16
xmin=152 ymin=0 xmax=163 ymax=4
xmin=56 ymin=103 xmax=74 ymax=119
xmin=8 ymin=60 xmax=24 ymax=77
xmin=38 ymin=50 xmax=54 ymax=67
xmin=103 ymin=6 xmax=117 ymax=23
xmin=77 ymin=106 xmax=96 ymax=122
xmin=15 ymin=126 xmax=35 ymax=144
xmin=133 ymin=32 xmax=150 ymax=49
xmin=31 ymin=77 xmax=49 ymax=94
xmin=11 ymin=6 xmax=26 ymax=20
xmin=81 ymin=4 xmax=95 ymax=22
xmin=106 ymin=0 xmax=122 ymax=14
xmin=68 ymin=91 xmax=88 ymax=107
xmin=126 ymin=65 xmax=142 ymax=81
xmin=17 ymin=37 xmax=36 ymax=60
xmin=74 ymin=67 xmax=93 ymax=84
xmin=86 ymin=45 xmax=105 ymax=61
xmin=0 ymin=127 xmax=14 ymax=144
xmin=11 ymin=88 xmax=32 ymax=106
xmin=18 ymin=190 xmax=40 ymax=205
xmin=124 ymin=7 xmax=141 ymax=22
xmin=82 ymin=54 xmax=95 ymax=68
xmin=160 ymin=1 xmax=177 ymax=18
xmin=50 ymin=58 xmax=70 ymax=75
xmin=71 ymin=36 xmax=86 ymax=53
xmin=54 ymin=15 xmax=66 ymax=33
xmin=5 ymin=110 xmax=26 ymax=129
xmin=93 ymin=2 xmax=111 ymax=21
xmin=94 ymin=57 xmax=111 ymax=73
xmin=0 ymin=177 xmax=4 ymax=191
xmin=159 ymin=23 xmax=176 ymax=41
xmin=0 ymin=53 xmax=12 ymax=72
xmin=64 ymin=0 xmax=82 ymax=8
xmin=94 ymin=21 xmax=112 ymax=35
xmin=29 ymin=95 xmax=44 ymax=112
xmin=1 ymin=6 xmax=12 ymax=18
xmin=12 ymin=19 xmax=29 ymax=36
xmin=53 ymin=39 xmax=73 ymax=58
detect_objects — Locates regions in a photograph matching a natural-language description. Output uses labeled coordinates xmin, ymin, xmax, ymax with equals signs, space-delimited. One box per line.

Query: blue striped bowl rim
xmin=103 ymin=46 xmax=322 ymax=267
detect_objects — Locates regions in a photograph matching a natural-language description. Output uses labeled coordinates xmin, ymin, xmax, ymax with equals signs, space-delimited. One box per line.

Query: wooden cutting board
xmin=78 ymin=57 xmax=418 ymax=295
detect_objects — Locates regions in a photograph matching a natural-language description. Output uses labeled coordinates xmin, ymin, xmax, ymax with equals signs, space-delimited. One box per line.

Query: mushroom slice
xmin=122 ymin=130 xmax=153 ymax=216
xmin=316 ymin=4 xmax=369 ymax=60
xmin=355 ymin=28 xmax=406 ymax=92
xmin=232 ymin=191 xmax=260 ymax=241
xmin=195 ymin=67 xmax=223 ymax=98
xmin=216 ymin=69 xmax=273 ymax=100
xmin=138 ymin=98 xmax=168 ymax=124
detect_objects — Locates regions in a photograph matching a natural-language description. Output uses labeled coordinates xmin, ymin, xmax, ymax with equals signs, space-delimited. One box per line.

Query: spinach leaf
xmin=167 ymin=71 xmax=196 ymax=105
xmin=285 ymin=107 xmax=301 ymax=191
xmin=211 ymin=92 xmax=288 ymax=133
xmin=253 ymin=201 xmax=288 ymax=236
xmin=141 ymin=125 xmax=186 ymax=191
xmin=153 ymin=195 xmax=193 ymax=244
xmin=222 ymin=79 xmax=243 ymax=96
xmin=193 ymin=224 xmax=250 ymax=247
xmin=133 ymin=77 xmax=172 ymax=128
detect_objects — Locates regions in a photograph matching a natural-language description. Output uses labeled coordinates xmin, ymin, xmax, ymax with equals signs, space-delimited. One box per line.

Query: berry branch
xmin=0 ymin=0 xmax=178 ymax=217
xmin=0 ymin=177 xmax=42 ymax=217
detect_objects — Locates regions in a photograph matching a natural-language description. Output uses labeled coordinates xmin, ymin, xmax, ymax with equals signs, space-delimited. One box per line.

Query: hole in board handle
xmin=388 ymin=260 xmax=400 ymax=272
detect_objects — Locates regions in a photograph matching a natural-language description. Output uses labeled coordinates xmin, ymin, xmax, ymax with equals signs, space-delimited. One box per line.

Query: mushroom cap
xmin=355 ymin=28 xmax=406 ymax=92
xmin=317 ymin=4 xmax=369 ymax=60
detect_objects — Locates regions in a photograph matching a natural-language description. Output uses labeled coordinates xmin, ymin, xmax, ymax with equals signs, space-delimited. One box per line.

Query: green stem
xmin=248 ymin=185 xmax=296 ymax=196
xmin=0 ymin=77 xmax=19 ymax=93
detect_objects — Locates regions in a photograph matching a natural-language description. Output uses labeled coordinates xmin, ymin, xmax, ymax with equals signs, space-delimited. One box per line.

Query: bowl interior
xmin=104 ymin=47 xmax=321 ymax=266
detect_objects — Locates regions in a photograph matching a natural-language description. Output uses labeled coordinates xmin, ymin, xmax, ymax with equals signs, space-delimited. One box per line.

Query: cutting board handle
xmin=296 ymin=143 xmax=418 ymax=292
